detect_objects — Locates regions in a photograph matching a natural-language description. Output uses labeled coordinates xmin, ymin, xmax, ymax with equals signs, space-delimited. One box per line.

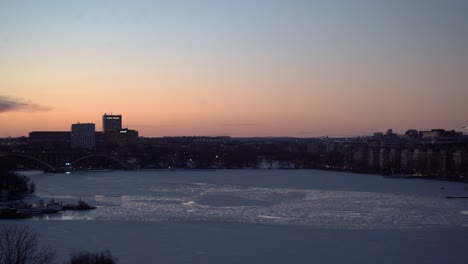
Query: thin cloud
xmin=0 ymin=95 xmax=52 ymax=113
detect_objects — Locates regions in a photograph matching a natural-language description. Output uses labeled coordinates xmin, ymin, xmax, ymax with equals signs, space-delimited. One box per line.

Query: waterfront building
xmin=104 ymin=128 xmax=138 ymax=147
xmin=389 ymin=148 xmax=401 ymax=171
xmin=368 ymin=148 xmax=379 ymax=170
xmin=306 ymin=140 xmax=320 ymax=154
xmin=352 ymin=147 xmax=367 ymax=168
xmin=71 ymin=123 xmax=96 ymax=150
xmin=326 ymin=142 xmax=337 ymax=153
xmin=102 ymin=114 xmax=122 ymax=133
xmin=439 ymin=150 xmax=448 ymax=173
xmin=401 ymin=149 xmax=413 ymax=172
xmin=426 ymin=149 xmax=436 ymax=173
xmin=453 ymin=150 xmax=468 ymax=173
xmin=413 ymin=149 xmax=427 ymax=173
xmin=379 ymin=148 xmax=390 ymax=171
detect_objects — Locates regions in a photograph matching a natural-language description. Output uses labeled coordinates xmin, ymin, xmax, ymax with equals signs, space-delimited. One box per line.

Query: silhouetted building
xmin=104 ymin=128 xmax=138 ymax=147
xmin=389 ymin=148 xmax=401 ymax=171
xmin=401 ymin=149 xmax=413 ymax=172
xmin=372 ymin=129 xmax=399 ymax=142
xmin=379 ymin=148 xmax=390 ymax=171
xmin=413 ymin=149 xmax=427 ymax=173
xmin=368 ymin=148 xmax=379 ymax=170
xmin=352 ymin=147 xmax=367 ymax=168
xmin=95 ymin=131 xmax=104 ymax=147
xmin=420 ymin=129 xmax=463 ymax=139
xmin=29 ymin=131 xmax=70 ymax=148
xmin=102 ymin=114 xmax=122 ymax=133
xmin=439 ymin=150 xmax=449 ymax=173
xmin=424 ymin=149 xmax=433 ymax=173
xmin=71 ymin=123 xmax=95 ymax=150
xmin=373 ymin=132 xmax=384 ymax=139
xmin=453 ymin=150 xmax=468 ymax=173
xmin=405 ymin=129 xmax=419 ymax=139
xmin=306 ymin=140 xmax=320 ymax=154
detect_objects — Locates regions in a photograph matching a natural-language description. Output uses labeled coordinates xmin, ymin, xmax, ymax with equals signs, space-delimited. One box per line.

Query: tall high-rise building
xmin=102 ymin=114 xmax=122 ymax=133
xmin=71 ymin=123 xmax=96 ymax=150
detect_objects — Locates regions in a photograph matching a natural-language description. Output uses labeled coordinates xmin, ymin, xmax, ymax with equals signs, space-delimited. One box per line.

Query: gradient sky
xmin=1 ymin=0 xmax=467 ymax=137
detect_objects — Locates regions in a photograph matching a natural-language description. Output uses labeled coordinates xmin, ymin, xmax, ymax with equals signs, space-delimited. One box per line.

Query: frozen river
xmin=2 ymin=169 xmax=468 ymax=263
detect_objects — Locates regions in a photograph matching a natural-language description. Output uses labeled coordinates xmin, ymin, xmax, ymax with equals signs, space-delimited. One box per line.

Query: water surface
xmin=3 ymin=170 xmax=467 ymax=263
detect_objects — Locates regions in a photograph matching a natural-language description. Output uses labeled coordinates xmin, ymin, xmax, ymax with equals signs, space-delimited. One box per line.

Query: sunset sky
xmin=1 ymin=0 xmax=467 ymax=137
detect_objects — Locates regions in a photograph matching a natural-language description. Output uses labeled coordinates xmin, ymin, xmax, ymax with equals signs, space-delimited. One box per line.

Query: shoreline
xmin=16 ymin=167 xmax=468 ymax=183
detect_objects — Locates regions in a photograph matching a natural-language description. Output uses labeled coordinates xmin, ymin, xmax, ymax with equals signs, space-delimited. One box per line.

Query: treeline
xmin=0 ymin=225 xmax=117 ymax=264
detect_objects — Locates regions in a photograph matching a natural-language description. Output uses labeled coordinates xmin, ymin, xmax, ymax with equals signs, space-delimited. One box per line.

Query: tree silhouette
xmin=0 ymin=225 xmax=56 ymax=264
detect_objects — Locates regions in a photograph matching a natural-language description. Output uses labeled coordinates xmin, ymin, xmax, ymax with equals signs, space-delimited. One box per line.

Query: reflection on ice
xmin=29 ymin=182 xmax=467 ymax=229
xmin=257 ymin=215 xmax=282 ymax=220
xmin=24 ymin=171 xmax=468 ymax=229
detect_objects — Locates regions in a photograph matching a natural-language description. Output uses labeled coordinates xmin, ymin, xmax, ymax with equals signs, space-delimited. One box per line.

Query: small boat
xmin=16 ymin=199 xmax=62 ymax=214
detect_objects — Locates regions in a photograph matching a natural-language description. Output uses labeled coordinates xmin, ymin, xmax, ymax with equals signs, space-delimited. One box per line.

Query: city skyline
xmin=1 ymin=1 xmax=467 ymax=137
xmin=9 ymin=112 xmax=468 ymax=139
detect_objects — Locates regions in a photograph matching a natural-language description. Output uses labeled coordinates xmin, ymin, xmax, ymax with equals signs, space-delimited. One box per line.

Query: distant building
xmin=368 ymin=148 xmax=379 ymax=170
xmin=426 ymin=149 xmax=437 ymax=173
xmin=379 ymin=148 xmax=390 ymax=171
xmin=371 ymin=129 xmax=399 ymax=142
xmin=0 ymin=137 xmax=28 ymax=146
xmin=29 ymin=131 xmax=70 ymax=148
xmin=389 ymin=148 xmax=401 ymax=171
xmin=352 ymin=147 xmax=367 ymax=168
xmin=192 ymin=136 xmax=231 ymax=144
xmin=453 ymin=150 xmax=468 ymax=173
xmin=419 ymin=129 xmax=462 ymax=139
xmin=439 ymin=150 xmax=449 ymax=173
xmin=400 ymin=149 xmax=413 ymax=172
xmin=373 ymin=132 xmax=384 ymax=139
xmin=104 ymin=128 xmax=138 ymax=147
xmin=405 ymin=129 xmax=419 ymax=139
xmin=326 ymin=142 xmax=337 ymax=153
xmin=306 ymin=140 xmax=320 ymax=154
xmin=413 ymin=149 xmax=426 ymax=173
xmin=95 ymin=131 xmax=104 ymax=147
xmin=71 ymin=123 xmax=95 ymax=150
xmin=102 ymin=114 xmax=122 ymax=133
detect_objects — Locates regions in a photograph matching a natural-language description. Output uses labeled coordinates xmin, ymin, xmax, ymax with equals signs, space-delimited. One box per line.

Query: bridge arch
xmin=70 ymin=154 xmax=129 ymax=169
xmin=0 ymin=153 xmax=57 ymax=172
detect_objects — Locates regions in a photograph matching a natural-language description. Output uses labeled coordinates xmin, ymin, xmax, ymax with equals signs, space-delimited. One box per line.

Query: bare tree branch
xmin=0 ymin=225 xmax=56 ymax=264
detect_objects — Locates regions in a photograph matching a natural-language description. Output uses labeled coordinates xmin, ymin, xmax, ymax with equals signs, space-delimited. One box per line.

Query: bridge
xmin=0 ymin=152 xmax=130 ymax=173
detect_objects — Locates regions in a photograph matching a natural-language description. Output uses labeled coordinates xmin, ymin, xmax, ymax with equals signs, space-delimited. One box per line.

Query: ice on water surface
xmin=26 ymin=170 xmax=468 ymax=229
xmin=14 ymin=170 xmax=468 ymax=264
